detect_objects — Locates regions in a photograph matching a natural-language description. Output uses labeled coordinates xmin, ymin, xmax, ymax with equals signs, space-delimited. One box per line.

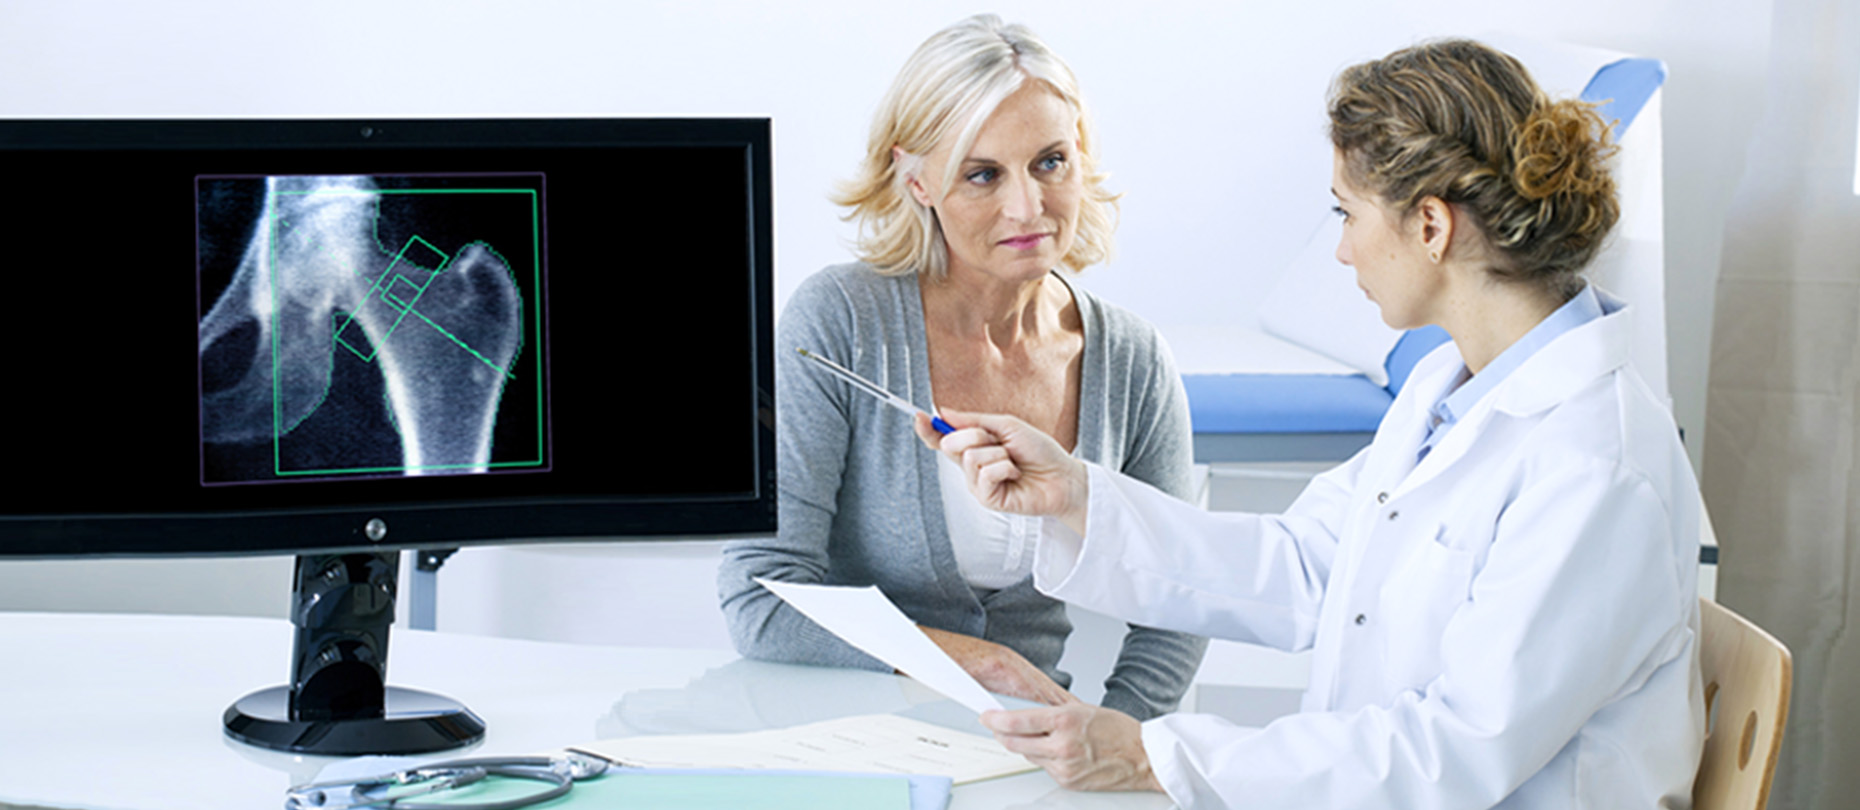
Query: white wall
xmin=0 ymin=2 xmax=1770 ymax=629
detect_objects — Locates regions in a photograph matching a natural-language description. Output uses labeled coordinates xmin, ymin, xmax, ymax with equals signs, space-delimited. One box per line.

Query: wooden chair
xmin=1693 ymin=597 xmax=1792 ymax=810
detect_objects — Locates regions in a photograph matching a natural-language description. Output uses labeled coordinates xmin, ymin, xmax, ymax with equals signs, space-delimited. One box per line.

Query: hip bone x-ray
xmin=197 ymin=174 xmax=544 ymax=484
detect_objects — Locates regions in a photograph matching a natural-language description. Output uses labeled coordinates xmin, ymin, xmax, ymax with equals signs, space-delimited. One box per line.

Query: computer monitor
xmin=0 ymin=117 xmax=775 ymax=755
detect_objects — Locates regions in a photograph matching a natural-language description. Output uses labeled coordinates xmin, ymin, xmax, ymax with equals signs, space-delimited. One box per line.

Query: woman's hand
xmin=980 ymin=704 xmax=1163 ymax=793
xmin=918 ymin=626 xmax=1080 ymax=707
xmin=915 ymin=409 xmax=1090 ymax=534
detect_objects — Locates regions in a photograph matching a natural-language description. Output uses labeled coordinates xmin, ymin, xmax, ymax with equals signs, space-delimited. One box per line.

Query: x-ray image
xmin=198 ymin=174 xmax=547 ymax=485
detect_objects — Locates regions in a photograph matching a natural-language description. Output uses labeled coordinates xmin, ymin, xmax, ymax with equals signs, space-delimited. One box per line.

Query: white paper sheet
xmin=573 ymin=713 xmax=1035 ymax=785
xmin=754 ymin=578 xmax=1005 ymax=713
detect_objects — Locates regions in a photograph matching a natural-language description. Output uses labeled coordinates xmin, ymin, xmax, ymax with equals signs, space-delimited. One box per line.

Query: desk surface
xmin=0 ymin=612 xmax=1174 ymax=810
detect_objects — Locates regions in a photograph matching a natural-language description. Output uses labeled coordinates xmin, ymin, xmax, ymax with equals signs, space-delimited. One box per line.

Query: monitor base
xmin=221 ymin=552 xmax=485 ymax=755
xmin=224 ymin=684 xmax=485 ymax=755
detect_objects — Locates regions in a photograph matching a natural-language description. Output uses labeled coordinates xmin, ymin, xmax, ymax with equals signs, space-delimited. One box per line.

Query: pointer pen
xmin=796 ymin=348 xmax=954 ymax=435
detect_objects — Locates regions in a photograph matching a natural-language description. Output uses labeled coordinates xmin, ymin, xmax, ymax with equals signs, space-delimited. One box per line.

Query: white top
xmin=1033 ymin=294 xmax=1703 ymax=809
xmin=937 ymin=452 xmax=1042 ymax=591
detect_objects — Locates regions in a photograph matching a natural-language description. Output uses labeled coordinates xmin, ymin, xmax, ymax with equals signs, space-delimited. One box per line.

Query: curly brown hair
xmin=1328 ymin=39 xmax=1619 ymax=299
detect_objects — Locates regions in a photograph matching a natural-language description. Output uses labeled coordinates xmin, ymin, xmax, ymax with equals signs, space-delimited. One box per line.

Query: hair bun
xmin=1512 ymin=99 xmax=1618 ymax=201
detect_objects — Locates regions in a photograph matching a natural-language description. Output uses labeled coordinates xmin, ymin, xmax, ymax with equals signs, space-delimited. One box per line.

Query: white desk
xmin=0 ymin=612 xmax=1178 ymax=810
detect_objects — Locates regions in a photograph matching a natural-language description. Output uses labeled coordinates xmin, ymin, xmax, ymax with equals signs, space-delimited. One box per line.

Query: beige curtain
xmin=1702 ymin=0 xmax=1860 ymax=807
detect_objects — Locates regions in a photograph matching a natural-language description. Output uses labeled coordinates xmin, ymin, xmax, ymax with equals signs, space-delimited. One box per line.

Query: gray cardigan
xmin=718 ymin=263 xmax=1207 ymax=720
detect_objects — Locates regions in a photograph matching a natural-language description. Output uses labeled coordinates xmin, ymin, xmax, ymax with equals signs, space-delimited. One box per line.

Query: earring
xmin=1428 ymin=250 xmax=1441 ymax=263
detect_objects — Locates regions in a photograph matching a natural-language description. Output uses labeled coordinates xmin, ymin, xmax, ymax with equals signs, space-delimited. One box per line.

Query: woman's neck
xmin=920 ymin=266 xmax=1067 ymax=352
xmin=1438 ymin=279 xmax=1564 ymax=374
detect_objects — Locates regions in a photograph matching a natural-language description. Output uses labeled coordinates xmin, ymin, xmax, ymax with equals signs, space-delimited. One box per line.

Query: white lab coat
xmin=1034 ymin=295 xmax=1703 ymax=809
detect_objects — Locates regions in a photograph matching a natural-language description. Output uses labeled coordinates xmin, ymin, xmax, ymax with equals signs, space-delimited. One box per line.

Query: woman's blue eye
xmin=1038 ymin=154 xmax=1066 ymax=172
xmin=1331 ymin=205 xmax=1350 ymax=221
xmin=966 ymin=167 xmax=999 ymax=184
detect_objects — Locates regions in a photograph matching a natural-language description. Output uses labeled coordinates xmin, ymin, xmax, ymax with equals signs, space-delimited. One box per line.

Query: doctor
xmin=920 ymin=39 xmax=1704 ymax=809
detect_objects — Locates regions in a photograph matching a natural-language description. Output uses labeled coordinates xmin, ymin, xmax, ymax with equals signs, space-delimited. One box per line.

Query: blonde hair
xmin=1328 ymin=39 xmax=1620 ymax=298
xmin=833 ymin=14 xmax=1118 ymax=279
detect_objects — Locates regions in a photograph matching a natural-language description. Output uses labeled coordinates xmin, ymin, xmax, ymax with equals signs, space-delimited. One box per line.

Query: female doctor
xmin=920 ymin=39 xmax=1704 ymax=809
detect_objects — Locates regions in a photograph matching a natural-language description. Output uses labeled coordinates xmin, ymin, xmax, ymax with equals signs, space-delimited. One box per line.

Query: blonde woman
xmin=926 ymin=39 xmax=1703 ymax=808
xmin=717 ymin=15 xmax=1206 ymax=720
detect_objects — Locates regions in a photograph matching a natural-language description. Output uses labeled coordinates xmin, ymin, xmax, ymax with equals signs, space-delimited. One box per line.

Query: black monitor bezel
xmin=0 ymin=117 xmax=777 ymax=558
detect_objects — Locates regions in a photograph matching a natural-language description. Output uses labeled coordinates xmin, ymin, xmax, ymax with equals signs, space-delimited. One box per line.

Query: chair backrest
xmin=1694 ymin=597 xmax=1792 ymax=810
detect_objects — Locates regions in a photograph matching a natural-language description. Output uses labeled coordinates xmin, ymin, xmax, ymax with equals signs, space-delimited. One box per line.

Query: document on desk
xmin=572 ymin=712 xmax=1036 ymax=786
xmin=754 ymin=577 xmax=1004 ymax=714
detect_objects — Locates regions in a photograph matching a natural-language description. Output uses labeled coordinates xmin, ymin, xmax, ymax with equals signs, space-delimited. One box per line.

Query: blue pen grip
xmin=931 ymin=416 xmax=955 ymax=435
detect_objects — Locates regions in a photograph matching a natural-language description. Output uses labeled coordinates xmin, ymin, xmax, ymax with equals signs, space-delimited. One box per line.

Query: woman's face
xmin=1331 ymin=150 xmax=1442 ymax=330
xmin=910 ymin=82 xmax=1084 ymax=285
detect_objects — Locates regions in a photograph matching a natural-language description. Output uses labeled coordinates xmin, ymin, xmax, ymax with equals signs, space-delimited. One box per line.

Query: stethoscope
xmin=285 ymin=752 xmax=609 ymax=810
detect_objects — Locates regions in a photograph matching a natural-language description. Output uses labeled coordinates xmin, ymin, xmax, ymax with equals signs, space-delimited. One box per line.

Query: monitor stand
xmin=223 ymin=551 xmax=485 ymax=755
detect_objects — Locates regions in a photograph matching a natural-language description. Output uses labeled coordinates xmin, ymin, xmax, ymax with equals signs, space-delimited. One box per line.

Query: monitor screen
xmin=0 ymin=118 xmax=776 ymax=556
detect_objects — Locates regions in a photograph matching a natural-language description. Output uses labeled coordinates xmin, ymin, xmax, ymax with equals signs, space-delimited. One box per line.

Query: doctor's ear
xmin=894 ymin=146 xmax=935 ymax=209
xmin=1415 ymin=195 xmax=1455 ymax=263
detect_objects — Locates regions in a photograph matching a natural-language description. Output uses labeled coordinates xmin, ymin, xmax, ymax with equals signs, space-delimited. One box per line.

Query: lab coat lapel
xmin=1392 ymin=395 xmax=1496 ymax=499
xmin=1365 ymin=344 xmax=1462 ymax=499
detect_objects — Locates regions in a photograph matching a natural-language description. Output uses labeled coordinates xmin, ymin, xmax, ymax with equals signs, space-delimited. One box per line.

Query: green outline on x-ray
xmin=265 ymin=184 xmax=544 ymax=477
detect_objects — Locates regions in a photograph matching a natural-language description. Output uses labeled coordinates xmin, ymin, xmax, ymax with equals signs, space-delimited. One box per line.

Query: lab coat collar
xmin=1488 ymin=289 xmax=1632 ymax=418
xmin=1383 ymin=289 xmax=1633 ymax=498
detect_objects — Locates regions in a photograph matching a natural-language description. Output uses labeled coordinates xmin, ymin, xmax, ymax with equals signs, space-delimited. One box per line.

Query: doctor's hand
xmin=980 ymin=704 xmax=1163 ymax=794
xmin=917 ymin=626 xmax=1081 ymax=708
xmin=915 ymin=410 xmax=1090 ymax=534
